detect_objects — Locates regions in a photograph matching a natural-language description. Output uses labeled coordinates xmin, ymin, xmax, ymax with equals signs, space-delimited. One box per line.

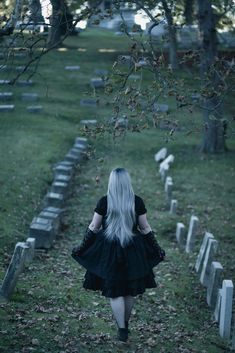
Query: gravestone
xmin=29 ymin=222 xmax=54 ymax=249
xmin=129 ymin=74 xmax=141 ymax=80
xmin=51 ymin=181 xmax=69 ymax=195
xmin=25 ymin=237 xmax=35 ymax=264
xmin=75 ymin=137 xmax=88 ymax=146
xmin=118 ymin=55 xmax=133 ymax=67
xmin=94 ymin=69 xmax=108 ymax=76
xmin=22 ymin=93 xmax=39 ymax=101
xmin=69 ymin=148 xmax=83 ymax=157
xmin=154 ymin=147 xmax=167 ymax=163
xmin=44 ymin=192 xmax=64 ymax=208
xmin=207 ymin=261 xmax=223 ymax=308
xmin=191 ymin=93 xmax=201 ymax=102
xmin=80 ymin=99 xmax=97 ymax=107
xmin=65 ymin=153 xmax=81 ymax=164
xmin=54 ymin=174 xmax=72 ymax=184
xmin=38 ymin=211 xmax=60 ymax=234
xmin=26 ymin=105 xmax=42 ymax=113
xmin=0 ymin=105 xmax=14 ymax=112
xmin=0 ymin=242 xmax=29 ymax=299
xmin=165 ymin=178 xmax=173 ymax=204
xmin=195 ymin=232 xmax=214 ymax=273
xmin=0 ymin=65 xmax=9 ymax=71
xmin=54 ymin=164 xmax=73 ymax=177
xmin=0 ymin=80 xmax=11 ymax=85
xmin=176 ymin=222 xmax=186 ymax=247
xmin=43 ymin=206 xmax=62 ymax=214
xmin=219 ymin=280 xmax=234 ymax=340
xmin=55 ymin=161 xmax=74 ymax=168
xmin=153 ymin=103 xmax=169 ymax=113
xmin=160 ymin=165 xmax=169 ymax=182
xmin=90 ymin=78 xmax=105 ymax=88
xmin=65 ymin=66 xmax=80 ymax=70
xmin=185 ymin=215 xmax=199 ymax=253
xmin=17 ymin=80 xmax=33 ymax=86
xmin=159 ymin=154 xmax=174 ymax=173
xmin=170 ymin=199 xmax=178 ymax=214
xmin=138 ymin=59 xmax=148 ymax=67
xmin=214 ymin=288 xmax=222 ymax=322
xmin=0 ymin=92 xmax=13 ymax=101
xmin=164 ymin=176 xmax=172 ymax=192
xmin=200 ymin=238 xmax=218 ymax=286
xmin=80 ymin=119 xmax=97 ymax=126
xmin=15 ymin=66 xmax=26 ymax=72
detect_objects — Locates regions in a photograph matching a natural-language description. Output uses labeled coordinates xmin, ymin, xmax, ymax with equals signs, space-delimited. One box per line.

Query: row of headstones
xmin=0 ymin=136 xmax=88 ymax=301
xmin=154 ymin=146 xmax=235 ymax=348
xmin=0 ymin=91 xmax=42 ymax=112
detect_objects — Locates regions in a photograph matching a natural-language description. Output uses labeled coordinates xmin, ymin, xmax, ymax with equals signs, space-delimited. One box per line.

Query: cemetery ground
xmin=0 ymin=29 xmax=235 ymax=352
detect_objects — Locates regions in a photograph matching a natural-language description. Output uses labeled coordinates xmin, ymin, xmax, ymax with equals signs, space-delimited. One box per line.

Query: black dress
xmin=73 ymin=195 xmax=163 ymax=298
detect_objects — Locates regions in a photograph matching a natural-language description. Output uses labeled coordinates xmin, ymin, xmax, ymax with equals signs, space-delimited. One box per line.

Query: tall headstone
xmin=170 ymin=199 xmax=178 ymax=214
xmin=207 ymin=261 xmax=223 ymax=308
xmin=160 ymin=165 xmax=168 ymax=182
xmin=185 ymin=215 xmax=199 ymax=253
xmin=165 ymin=178 xmax=173 ymax=204
xmin=176 ymin=222 xmax=186 ymax=247
xmin=219 ymin=280 xmax=234 ymax=340
xmin=25 ymin=237 xmax=35 ymax=264
xmin=200 ymin=238 xmax=218 ymax=286
xmin=154 ymin=147 xmax=167 ymax=163
xmin=214 ymin=288 xmax=222 ymax=322
xmin=0 ymin=242 xmax=29 ymax=299
xmin=195 ymin=232 xmax=214 ymax=273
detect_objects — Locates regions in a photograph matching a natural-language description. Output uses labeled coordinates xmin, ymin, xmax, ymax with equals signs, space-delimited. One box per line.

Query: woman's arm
xmin=138 ymin=213 xmax=152 ymax=234
xmin=88 ymin=212 xmax=103 ymax=233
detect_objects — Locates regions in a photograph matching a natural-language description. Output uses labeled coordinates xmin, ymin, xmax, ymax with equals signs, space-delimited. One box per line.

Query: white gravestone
xmin=164 ymin=176 xmax=172 ymax=192
xmin=200 ymin=238 xmax=218 ymax=286
xmin=54 ymin=165 xmax=73 ymax=177
xmin=170 ymin=199 xmax=178 ymax=214
xmin=0 ymin=92 xmax=13 ymax=101
xmin=207 ymin=261 xmax=223 ymax=308
xmin=154 ymin=147 xmax=167 ymax=163
xmin=0 ymin=242 xmax=29 ymax=299
xmin=80 ymin=119 xmax=97 ymax=126
xmin=65 ymin=66 xmax=80 ymax=70
xmin=185 ymin=215 xmax=199 ymax=253
xmin=26 ymin=105 xmax=42 ymax=113
xmin=160 ymin=165 xmax=169 ymax=182
xmin=54 ymin=174 xmax=71 ymax=184
xmin=90 ymin=78 xmax=105 ymax=88
xmin=159 ymin=154 xmax=174 ymax=173
xmin=22 ymin=93 xmax=39 ymax=101
xmin=165 ymin=178 xmax=173 ymax=204
xmin=44 ymin=192 xmax=64 ymax=208
xmin=214 ymin=288 xmax=222 ymax=322
xmin=65 ymin=153 xmax=81 ymax=165
xmin=51 ymin=181 xmax=69 ymax=195
xmin=39 ymin=211 xmax=60 ymax=235
xmin=195 ymin=232 xmax=214 ymax=273
xmin=25 ymin=238 xmax=35 ymax=264
xmin=75 ymin=137 xmax=88 ymax=146
xmin=219 ymin=280 xmax=234 ymax=340
xmin=29 ymin=223 xmax=54 ymax=249
xmin=176 ymin=222 xmax=186 ymax=247
xmin=0 ymin=105 xmax=14 ymax=112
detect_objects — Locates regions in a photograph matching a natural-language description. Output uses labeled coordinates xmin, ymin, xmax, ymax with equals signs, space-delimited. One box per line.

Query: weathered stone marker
xmin=22 ymin=93 xmax=39 ymax=101
xmin=170 ymin=199 xmax=178 ymax=214
xmin=75 ymin=137 xmax=88 ymax=146
xmin=90 ymin=78 xmax=105 ymax=88
xmin=200 ymin=238 xmax=218 ymax=286
xmin=0 ymin=105 xmax=14 ymax=112
xmin=44 ymin=192 xmax=64 ymax=208
xmin=54 ymin=174 xmax=72 ymax=184
xmin=65 ymin=65 xmax=80 ymax=70
xmin=165 ymin=177 xmax=173 ymax=204
xmin=185 ymin=215 xmax=199 ymax=253
xmin=160 ymin=165 xmax=168 ymax=182
xmin=39 ymin=211 xmax=60 ymax=234
xmin=80 ymin=99 xmax=97 ymax=107
xmin=51 ymin=181 xmax=69 ymax=195
xmin=64 ymin=153 xmax=81 ymax=165
xmin=80 ymin=119 xmax=97 ymax=126
xmin=17 ymin=80 xmax=33 ymax=86
xmin=176 ymin=222 xmax=186 ymax=247
xmin=207 ymin=261 xmax=223 ymax=308
xmin=29 ymin=222 xmax=54 ymax=249
xmin=214 ymin=288 xmax=222 ymax=322
xmin=159 ymin=154 xmax=174 ymax=173
xmin=0 ymin=92 xmax=13 ymax=101
xmin=195 ymin=232 xmax=214 ymax=273
xmin=0 ymin=80 xmax=11 ymax=85
xmin=153 ymin=103 xmax=169 ymax=113
xmin=219 ymin=280 xmax=234 ymax=340
xmin=154 ymin=147 xmax=167 ymax=163
xmin=25 ymin=237 xmax=35 ymax=264
xmin=0 ymin=242 xmax=29 ymax=299
xmin=54 ymin=164 xmax=73 ymax=177
xmin=94 ymin=68 xmax=108 ymax=76
xmin=26 ymin=105 xmax=42 ymax=113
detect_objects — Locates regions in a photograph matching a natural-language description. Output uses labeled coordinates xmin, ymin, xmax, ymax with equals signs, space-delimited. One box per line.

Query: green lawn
xmin=0 ymin=28 xmax=234 ymax=353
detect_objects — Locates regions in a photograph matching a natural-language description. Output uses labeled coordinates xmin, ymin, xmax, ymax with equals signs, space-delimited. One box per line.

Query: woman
xmin=72 ymin=168 xmax=165 ymax=342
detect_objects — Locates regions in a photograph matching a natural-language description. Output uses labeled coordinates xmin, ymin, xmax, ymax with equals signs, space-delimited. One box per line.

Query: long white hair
xmin=104 ymin=168 xmax=135 ymax=247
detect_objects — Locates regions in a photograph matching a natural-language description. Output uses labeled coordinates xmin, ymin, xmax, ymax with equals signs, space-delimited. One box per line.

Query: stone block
xmin=65 ymin=65 xmax=80 ymax=70
xmin=54 ymin=174 xmax=72 ymax=184
xmin=159 ymin=154 xmax=174 ymax=173
xmin=25 ymin=237 xmax=35 ymax=264
xmin=65 ymin=153 xmax=81 ymax=164
xmin=214 ymin=288 xmax=222 ymax=322
xmin=185 ymin=215 xmax=199 ymax=253
xmin=170 ymin=199 xmax=178 ymax=214
xmin=26 ymin=105 xmax=42 ymax=113
xmin=90 ymin=78 xmax=105 ymax=88
xmin=17 ymin=80 xmax=33 ymax=86
xmin=38 ymin=211 xmax=60 ymax=234
xmin=154 ymin=147 xmax=167 ymax=163
xmin=160 ymin=166 xmax=168 ymax=182
xmin=0 ymin=92 xmax=13 ymax=101
xmin=94 ymin=69 xmax=108 ymax=76
xmin=0 ymin=105 xmax=14 ymax=112
xmin=44 ymin=192 xmax=64 ymax=208
xmin=29 ymin=222 xmax=54 ymax=249
xmin=21 ymin=93 xmax=39 ymax=101
xmin=51 ymin=181 xmax=69 ymax=195
xmin=219 ymin=280 xmax=234 ymax=340
xmin=118 ymin=55 xmax=133 ymax=66
xmin=129 ymin=74 xmax=141 ymax=80
xmin=0 ymin=80 xmax=11 ymax=85
xmin=54 ymin=164 xmax=73 ymax=177
xmin=153 ymin=103 xmax=169 ymax=113
xmin=43 ymin=206 xmax=62 ymax=214
xmin=80 ymin=99 xmax=97 ymax=107
xmin=80 ymin=119 xmax=97 ymax=126
xmin=176 ymin=222 xmax=186 ymax=247
xmin=75 ymin=137 xmax=88 ymax=146
xmin=195 ymin=232 xmax=214 ymax=273
xmin=0 ymin=242 xmax=29 ymax=299
xmin=207 ymin=261 xmax=223 ymax=308
xmin=200 ymin=238 xmax=218 ymax=286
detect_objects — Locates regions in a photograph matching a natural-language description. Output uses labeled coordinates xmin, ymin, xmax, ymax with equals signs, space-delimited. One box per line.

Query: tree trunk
xmin=161 ymin=0 xmax=179 ymax=70
xmin=28 ymin=0 xmax=44 ymax=24
xmin=184 ymin=0 xmax=194 ymax=25
xmin=197 ymin=0 xmax=227 ymax=153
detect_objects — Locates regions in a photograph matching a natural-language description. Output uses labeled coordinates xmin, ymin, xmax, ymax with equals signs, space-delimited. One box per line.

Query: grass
xmin=0 ymin=28 xmax=235 ymax=353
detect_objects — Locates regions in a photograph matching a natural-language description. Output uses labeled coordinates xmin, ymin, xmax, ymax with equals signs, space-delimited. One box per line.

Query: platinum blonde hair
xmin=105 ymin=168 xmax=135 ymax=247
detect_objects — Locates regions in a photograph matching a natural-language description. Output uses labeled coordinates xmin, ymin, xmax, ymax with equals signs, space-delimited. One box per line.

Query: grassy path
xmin=0 ymin=132 xmax=231 ymax=353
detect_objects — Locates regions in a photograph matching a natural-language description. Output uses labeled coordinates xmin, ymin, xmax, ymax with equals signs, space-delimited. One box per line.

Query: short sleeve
xmin=94 ymin=196 xmax=107 ymax=216
xmin=135 ymin=195 xmax=147 ymax=215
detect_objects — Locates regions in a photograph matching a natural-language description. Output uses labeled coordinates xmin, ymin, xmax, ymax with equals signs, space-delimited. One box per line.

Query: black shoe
xmin=117 ymin=328 xmax=128 ymax=342
xmin=125 ymin=321 xmax=130 ymax=334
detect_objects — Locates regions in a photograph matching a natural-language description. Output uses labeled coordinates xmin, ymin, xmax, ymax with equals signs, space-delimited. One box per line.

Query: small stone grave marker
xmin=80 ymin=119 xmax=97 ymax=126
xmin=65 ymin=66 xmax=80 ymax=70
xmin=154 ymin=147 xmax=167 ymax=163
xmin=219 ymin=280 xmax=234 ymax=340
xmin=0 ymin=92 xmax=13 ymax=101
xmin=200 ymin=238 xmax=218 ymax=286
xmin=170 ymin=199 xmax=178 ymax=214
xmin=153 ymin=103 xmax=169 ymax=113
xmin=65 ymin=153 xmax=81 ymax=164
xmin=75 ymin=137 xmax=88 ymax=146
xmin=38 ymin=211 xmax=60 ymax=234
xmin=90 ymin=78 xmax=105 ymax=88
xmin=54 ymin=164 xmax=73 ymax=177
xmin=118 ymin=55 xmax=133 ymax=66
xmin=29 ymin=222 xmax=54 ymax=249
xmin=0 ymin=80 xmax=11 ymax=85
xmin=0 ymin=105 xmax=14 ymax=112
xmin=25 ymin=237 xmax=35 ymax=264
xmin=94 ymin=69 xmax=108 ymax=76
xmin=195 ymin=232 xmax=214 ymax=273
xmin=80 ymin=99 xmax=97 ymax=107
xmin=176 ymin=222 xmax=186 ymax=247
xmin=17 ymin=80 xmax=33 ymax=86
xmin=185 ymin=215 xmax=199 ymax=253
xmin=51 ymin=181 xmax=69 ymax=195
xmin=54 ymin=174 xmax=72 ymax=184
xmin=207 ymin=261 xmax=223 ymax=308
xmin=26 ymin=105 xmax=42 ymax=113
xmin=22 ymin=93 xmax=39 ymax=101
xmin=44 ymin=192 xmax=64 ymax=208
xmin=159 ymin=154 xmax=174 ymax=173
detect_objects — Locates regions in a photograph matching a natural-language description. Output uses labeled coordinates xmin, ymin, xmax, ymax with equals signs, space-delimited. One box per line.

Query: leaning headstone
xmin=195 ymin=232 xmax=214 ymax=273
xmin=65 ymin=66 xmax=80 ymax=70
xmin=25 ymin=237 xmax=35 ymax=264
xmin=44 ymin=192 xmax=64 ymax=208
xmin=0 ymin=242 xmax=29 ymax=299
xmin=207 ymin=261 xmax=223 ymax=308
xmin=176 ymin=222 xmax=186 ymax=247
xmin=200 ymin=238 xmax=218 ymax=286
xmin=17 ymin=80 xmax=33 ymax=86
xmin=90 ymin=78 xmax=105 ymax=88
xmin=159 ymin=154 xmax=174 ymax=173
xmin=0 ymin=105 xmax=14 ymax=112
xmin=185 ymin=215 xmax=199 ymax=253
xmin=26 ymin=105 xmax=42 ymax=113
xmin=80 ymin=119 xmax=97 ymax=126
xmin=214 ymin=288 xmax=222 ymax=322
xmin=153 ymin=103 xmax=169 ymax=113
xmin=0 ymin=92 xmax=13 ymax=101
xmin=154 ymin=147 xmax=167 ymax=163
xmin=80 ymin=99 xmax=97 ymax=107
xmin=29 ymin=222 xmax=54 ymax=249
xmin=22 ymin=93 xmax=39 ymax=101
xmin=170 ymin=199 xmax=178 ymax=214
xmin=219 ymin=280 xmax=234 ymax=340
